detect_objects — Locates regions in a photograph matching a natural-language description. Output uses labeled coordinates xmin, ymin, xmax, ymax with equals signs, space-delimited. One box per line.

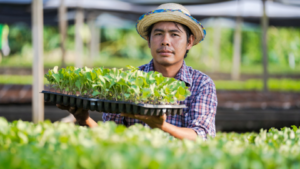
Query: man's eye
xmin=155 ymin=33 xmax=162 ymax=35
xmin=172 ymin=34 xmax=179 ymax=36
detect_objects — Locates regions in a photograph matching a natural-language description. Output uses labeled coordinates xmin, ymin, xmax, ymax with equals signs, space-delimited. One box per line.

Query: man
xmin=57 ymin=3 xmax=217 ymax=141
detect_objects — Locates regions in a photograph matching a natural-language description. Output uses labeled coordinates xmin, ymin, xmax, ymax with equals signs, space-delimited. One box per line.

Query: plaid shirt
xmin=102 ymin=60 xmax=217 ymax=139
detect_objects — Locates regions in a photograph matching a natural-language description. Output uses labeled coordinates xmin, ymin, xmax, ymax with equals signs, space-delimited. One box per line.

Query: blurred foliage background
xmin=1 ymin=22 xmax=300 ymax=93
xmin=3 ymin=23 xmax=300 ymax=74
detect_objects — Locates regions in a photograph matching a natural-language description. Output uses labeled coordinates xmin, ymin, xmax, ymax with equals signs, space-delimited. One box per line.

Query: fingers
xmin=120 ymin=113 xmax=150 ymax=120
xmin=56 ymin=104 xmax=69 ymax=110
xmin=120 ymin=113 xmax=134 ymax=118
xmin=69 ymin=107 xmax=77 ymax=114
xmin=135 ymin=115 xmax=151 ymax=120
xmin=56 ymin=104 xmax=78 ymax=115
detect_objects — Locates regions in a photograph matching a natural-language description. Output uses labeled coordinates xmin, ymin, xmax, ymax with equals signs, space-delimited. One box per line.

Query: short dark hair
xmin=144 ymin=22 xmax=193 ymax=59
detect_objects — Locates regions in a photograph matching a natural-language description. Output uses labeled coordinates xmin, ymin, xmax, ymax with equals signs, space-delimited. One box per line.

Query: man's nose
xmin=161 ymin=34 xmax=170 ymax=46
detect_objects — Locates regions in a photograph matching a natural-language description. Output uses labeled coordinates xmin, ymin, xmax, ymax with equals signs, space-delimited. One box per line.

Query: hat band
xmin=136 ymin=9 xmax=206 ymax=42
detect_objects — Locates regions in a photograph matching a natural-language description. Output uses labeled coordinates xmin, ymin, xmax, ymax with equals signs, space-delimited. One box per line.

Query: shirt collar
xmin=146 ymin=59 xmax=192 ymax=87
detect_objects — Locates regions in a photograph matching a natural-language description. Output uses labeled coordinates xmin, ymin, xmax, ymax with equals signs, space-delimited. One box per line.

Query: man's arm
xmin=186 ymin=77 xmax=218 ymax=139
xmin=85 ymin=117 xmax=98 ymax=127
xmin=161 ymin=122 xmax=197 ymax=140
xmin=120 ymin=77 xmax=217 ymax=140
xmin=120 ymin=113 xmax=197 ymax=141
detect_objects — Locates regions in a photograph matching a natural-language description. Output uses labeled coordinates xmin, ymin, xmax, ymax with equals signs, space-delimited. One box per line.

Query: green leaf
xmin=124 ymin=93 xmax=130 ymax=98
xmin=92 ymin=91 xmax=101 ymax=97
xmin=75 ymin=80 xmax=81 ymax=90
xmin=135 ymin=77 xmax=144 ymax=87
xmin=53 ymin=66 xmax=58 ymax=73
xmin=52 ymin=74 xmax=61 ymax=83
xmin=178 ymin=86 xmax=186 ymax=95
xmin=291 ymin=125 xmax=298 ymax=132
xmin=126 ymin=65 xmax=138 ymax=71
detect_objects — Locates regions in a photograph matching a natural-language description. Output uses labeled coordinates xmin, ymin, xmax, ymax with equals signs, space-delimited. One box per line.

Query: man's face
xmin=148 ymin=21 xmax=194 ymax=66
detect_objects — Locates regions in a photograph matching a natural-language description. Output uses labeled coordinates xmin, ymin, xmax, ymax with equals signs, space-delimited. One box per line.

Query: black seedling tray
xmin=42 ymin=91 xmax=186 ymax=116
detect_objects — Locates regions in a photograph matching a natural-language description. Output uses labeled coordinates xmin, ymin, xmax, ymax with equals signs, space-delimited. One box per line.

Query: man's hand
xmin=56 ymin=104 xmax=89 ymax=126
xmin=120 ymin=113 xmax=198 ymax=140
xmin=120 ymin=113 xmax=167 ymax=129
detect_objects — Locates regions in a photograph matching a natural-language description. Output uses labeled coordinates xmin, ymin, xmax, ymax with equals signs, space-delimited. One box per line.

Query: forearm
xmin=161 ymin=122 xmax=197 ymax=141
xmin=85 ymin=117 xmax=98 ymax=127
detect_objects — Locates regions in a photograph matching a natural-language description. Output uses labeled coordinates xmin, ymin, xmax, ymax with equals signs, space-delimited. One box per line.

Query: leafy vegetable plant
xmin=1 ymin=118 xmax=300 ymax=169
xmin=44 ymin=66 xmax=191 ymax=105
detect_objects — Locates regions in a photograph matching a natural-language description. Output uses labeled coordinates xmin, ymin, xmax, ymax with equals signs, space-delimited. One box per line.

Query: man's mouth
xmin=157 ymin=49 xmax=174 ymax=56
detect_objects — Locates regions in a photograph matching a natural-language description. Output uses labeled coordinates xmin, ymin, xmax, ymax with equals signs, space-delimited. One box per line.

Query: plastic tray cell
xmin=132 ymin=105 xmax=139 ymax=114
xmin=82 ymin=99 xmax=90 ymax=110
xmin=103 ymin=101 xmax=111 ymax=113
xmin=178 ymin=108 xmax=183 ymax=115
xmin=96 ymin=100 xmax=104 ymax=112
xmin=125 ymin=103 xmax=132 ymax=114
xmin=148 ymin=108 xmax=156 ymax=116
xmin=49 ymin=93 xmax=56 ymax=103
xmin=110 ymin=102 xmax=117 ymax=114
xmin=56 ymin=95 xmax=63 ymax=104
xmin=89 ymin=101 xmax=96 ymax=111
xmin=139 ymin=107 xmax=149 ymax=115
xmin=69 ymin=97 xmax=76 ymax=107
xmin=44 ymin=93 xmax=50 ymax=102
xmin=117 ymin=102 xmax=125 ymax=114
xmin=76 ymin=98 xmax=83 ymax=108
xmin=63 ymin=95 xmax=69 ymax=106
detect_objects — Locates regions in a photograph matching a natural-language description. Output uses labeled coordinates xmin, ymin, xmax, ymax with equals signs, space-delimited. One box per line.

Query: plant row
xmin=1 ymin=118 xmax=300 ymax=169
xmin=44 ymin=66 xmax=191 ymax=105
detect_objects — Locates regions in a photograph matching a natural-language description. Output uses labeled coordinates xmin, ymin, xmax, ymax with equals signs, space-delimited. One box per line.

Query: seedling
xmin=44 ymin=66 xmax=191 ymax=105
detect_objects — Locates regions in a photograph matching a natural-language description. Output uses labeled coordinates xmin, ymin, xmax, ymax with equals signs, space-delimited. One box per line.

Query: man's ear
xmin=186 ymin=35 xmax=195 ymax=50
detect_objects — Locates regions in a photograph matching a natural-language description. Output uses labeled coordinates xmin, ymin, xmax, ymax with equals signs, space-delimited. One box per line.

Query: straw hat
xmin=136 ymin=3 xmax=206 ymax=45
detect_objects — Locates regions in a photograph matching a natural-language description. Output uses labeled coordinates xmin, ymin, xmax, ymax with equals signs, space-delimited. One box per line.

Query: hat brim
xmin=136 ymin=11 xmax=205 ymax=45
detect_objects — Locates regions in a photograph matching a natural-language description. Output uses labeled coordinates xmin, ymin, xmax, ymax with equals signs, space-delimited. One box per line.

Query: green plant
xmin=1 ymin=118 xmax=300 ymax=169
xmin=44 ymin=66 xmax=191 ymax=105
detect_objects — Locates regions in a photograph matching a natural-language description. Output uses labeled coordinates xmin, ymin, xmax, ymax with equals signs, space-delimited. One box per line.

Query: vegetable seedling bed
xmin=42 ymin=91 xmax=186 ymax=116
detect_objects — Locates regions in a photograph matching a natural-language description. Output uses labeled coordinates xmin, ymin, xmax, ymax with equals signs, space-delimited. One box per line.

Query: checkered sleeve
xmin=187 ymin=77 xmax=217 ymax=140
xmin=102 ymin=113 xmax=124 ymax=125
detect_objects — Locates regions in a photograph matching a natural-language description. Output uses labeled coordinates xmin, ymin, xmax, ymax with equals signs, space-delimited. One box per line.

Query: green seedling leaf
xmin=154 ymin=89 xmax=161 ymax=97
xmin=53 ymin=66 xmax=58 ymax=73
xmin=75 ymin=80 xmax=81 ymax=90
xmin=124 ymin=93 xmax=130 ymax=98
xmin=291 ymin=125 xmax=298 ymax=132
xmin=92 ymin=91 xmax=101 ymax=97
xmin=87 ymin=72 xmax=96 ymax=82
xmin=135 ymin=77 xmax=144 ymax=87
xmin=175 ymin=92 xmax=185 ymax=101
xmin=178 ymin=86 xmax=186 ymax=95
xmin=141 ymin=88 xmax=151 ymax=100
xmin=45 ymin=65 xmax=191 ymax=105
xmin=126 ymin=65 xmax=138 ymax=71
xmin=52 ymin=74 xmax=61 ymax=83
xmin=165 ymin=86 xmax=171 ymax=95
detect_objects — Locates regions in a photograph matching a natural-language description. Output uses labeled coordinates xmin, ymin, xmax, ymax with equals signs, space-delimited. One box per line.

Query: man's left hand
xmin=120 ymin=113 xmax=167 ymax=129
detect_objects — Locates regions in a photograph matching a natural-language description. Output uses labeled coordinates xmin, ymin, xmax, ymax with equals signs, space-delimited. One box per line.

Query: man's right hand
xmin=56 ymin=104 xmax=89 ymax=126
